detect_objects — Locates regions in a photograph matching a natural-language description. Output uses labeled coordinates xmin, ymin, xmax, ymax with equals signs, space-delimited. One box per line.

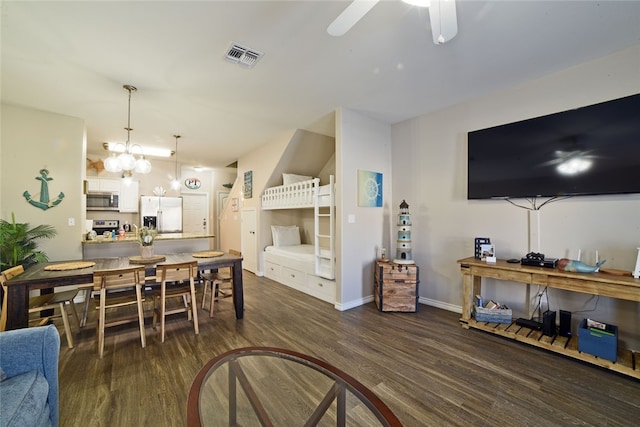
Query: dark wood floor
xmin=57 ymin=272 xmax=640 ymax=426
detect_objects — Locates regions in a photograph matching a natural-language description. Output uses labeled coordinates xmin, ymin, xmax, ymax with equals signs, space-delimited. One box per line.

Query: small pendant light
xmin=170 ymin=135 xmax=181 ymax=190
xmin=104 ymin=84 xmax=152 ymax=174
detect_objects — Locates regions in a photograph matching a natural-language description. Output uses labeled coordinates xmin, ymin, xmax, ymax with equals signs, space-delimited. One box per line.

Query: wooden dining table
xmin=3 ymin=252 xmax=244 ymax=331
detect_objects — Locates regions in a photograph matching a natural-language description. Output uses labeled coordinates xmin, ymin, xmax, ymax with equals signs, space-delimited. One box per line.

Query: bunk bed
xmin=261 ymin=175 xmax=336 ymax=303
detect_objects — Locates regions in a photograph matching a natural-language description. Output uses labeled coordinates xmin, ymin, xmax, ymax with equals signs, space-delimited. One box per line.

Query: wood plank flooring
xmin=57 ymin=272 xmax=640 ymax=426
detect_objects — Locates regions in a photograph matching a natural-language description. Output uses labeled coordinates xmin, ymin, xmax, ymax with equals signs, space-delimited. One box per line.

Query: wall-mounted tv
xmin=467 ymin=93 xmax=640 ymax=200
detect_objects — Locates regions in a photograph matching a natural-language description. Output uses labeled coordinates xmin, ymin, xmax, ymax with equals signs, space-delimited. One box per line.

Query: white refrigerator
xmin=140 ymin=196 xmax=183 ymax=233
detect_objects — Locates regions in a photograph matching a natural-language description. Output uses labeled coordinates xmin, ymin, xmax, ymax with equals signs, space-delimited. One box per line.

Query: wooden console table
xmin=457 ymin=256 xmax=640 ymax=379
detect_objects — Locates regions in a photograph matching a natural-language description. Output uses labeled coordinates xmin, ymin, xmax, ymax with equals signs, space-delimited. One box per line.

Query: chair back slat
xmin=93 ymin=266 xmax=146 ymax=358
xmin=1 ymin=265 xmax=25 ymax=285
xmin=152 ymin=260 xmax=199 ymax=342
xmin=0 ymin=266 xmax=26 ymax=332
xmin=93 ymin=266 xmax=145 ymax=290
xmin=157 ymin=261 xmax=197 ymax=283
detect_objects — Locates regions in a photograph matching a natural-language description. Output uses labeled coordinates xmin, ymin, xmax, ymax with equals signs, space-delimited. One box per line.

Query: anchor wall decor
xmin=23 ymin=169 xmax=65 ymax=210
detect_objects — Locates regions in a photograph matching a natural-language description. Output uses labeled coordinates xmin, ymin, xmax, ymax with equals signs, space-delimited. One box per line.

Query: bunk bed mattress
xmin=264 ymin=244 xmax=331 ymax=261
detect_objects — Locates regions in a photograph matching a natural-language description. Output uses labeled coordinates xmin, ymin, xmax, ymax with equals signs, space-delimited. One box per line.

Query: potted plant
xmin=0 ymin=212 xmax=57 ymax=271
xmin=137 ymin=226 xmax=157 ymax=258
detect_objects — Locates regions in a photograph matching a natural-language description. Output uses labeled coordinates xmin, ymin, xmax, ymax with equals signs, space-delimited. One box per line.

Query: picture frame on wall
xmin=357 ymin=170 xmax=383 ymax=207
xmin=243 ymin=170 xmax=253 ymax=199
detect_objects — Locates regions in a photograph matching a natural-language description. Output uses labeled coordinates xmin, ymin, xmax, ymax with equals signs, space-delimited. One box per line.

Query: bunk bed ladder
xmin=314 ymin=175 xmax=335 ymax=280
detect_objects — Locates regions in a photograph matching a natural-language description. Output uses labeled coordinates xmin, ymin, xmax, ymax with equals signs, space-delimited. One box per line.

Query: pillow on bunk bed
xmin=282 ymin=173 xmax=313 ymax=186
xmin=271 ymin=225 xmax=301 ymax=247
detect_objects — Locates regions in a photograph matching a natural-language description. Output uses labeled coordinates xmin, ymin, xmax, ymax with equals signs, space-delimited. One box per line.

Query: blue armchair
xmin=0 ymin=325 xmax=60 ymax=427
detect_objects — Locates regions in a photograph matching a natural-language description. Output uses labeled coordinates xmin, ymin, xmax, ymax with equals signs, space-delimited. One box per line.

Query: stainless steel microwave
xmin=87 ymin=192 xmax=119 ymax=211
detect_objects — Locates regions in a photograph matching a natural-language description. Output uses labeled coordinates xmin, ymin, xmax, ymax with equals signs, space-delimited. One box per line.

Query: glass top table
xmin=187 ymin=347 xmax=401 ymax=426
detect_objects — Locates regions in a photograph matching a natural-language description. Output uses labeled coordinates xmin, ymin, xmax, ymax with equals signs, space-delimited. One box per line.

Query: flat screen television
xmin=467 ymin=93 xmax=640 ymax=200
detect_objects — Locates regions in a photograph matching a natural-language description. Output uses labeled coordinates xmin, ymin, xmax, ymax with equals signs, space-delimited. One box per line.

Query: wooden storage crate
xmin=374 ymin=261 xmax=419 ymax=312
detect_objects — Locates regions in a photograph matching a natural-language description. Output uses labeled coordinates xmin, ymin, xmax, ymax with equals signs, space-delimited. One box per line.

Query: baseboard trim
xmin=335 ymin=295 xmax=461 ymax=314
xmin=335 ymin=295 xmax=374 ymax=311
xmin=419 ymin=297 xmax=461 ymax=314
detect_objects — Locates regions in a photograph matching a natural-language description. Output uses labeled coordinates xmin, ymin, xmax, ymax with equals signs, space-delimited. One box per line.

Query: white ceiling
xmin=2 ymin=1 xmax=640 ymax=170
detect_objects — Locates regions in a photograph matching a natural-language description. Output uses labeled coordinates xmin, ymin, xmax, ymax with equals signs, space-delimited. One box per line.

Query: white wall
xmin=218 ymin=175 xmax=243 ymax=253
xmin=1 ymin=104 xmax=85 ymax=262
xmin=336 ymin=108 xmax=392 ymax=309
xmin=392 ymin=45 xmax=640 ymax=347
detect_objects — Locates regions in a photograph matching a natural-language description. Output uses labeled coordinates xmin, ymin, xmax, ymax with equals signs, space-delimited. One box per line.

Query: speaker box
xmin=542 ymin=310 xmax=556 ymax=336
xmin=559 ymin=310 xmax=572 ymax=337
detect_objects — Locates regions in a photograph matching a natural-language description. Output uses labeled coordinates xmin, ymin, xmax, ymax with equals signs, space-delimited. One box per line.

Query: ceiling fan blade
xmin=429 ymin=0 xmax=458 ymax=44
xmin=327 ymin=0 xmax=380 ymax=37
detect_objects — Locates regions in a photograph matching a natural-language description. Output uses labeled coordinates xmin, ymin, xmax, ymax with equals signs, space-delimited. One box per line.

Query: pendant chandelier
xmin=104 ymin=85 xmax=152 ymax=174
xmin=170 ymin=134 xmax=181 ymax=190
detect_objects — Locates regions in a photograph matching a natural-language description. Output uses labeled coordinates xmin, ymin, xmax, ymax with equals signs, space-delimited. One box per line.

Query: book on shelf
xmin=589 ymin=327 xmax=615 ymax=336
xmin=586 ymin=318 xmax=607 ymax=330
xmin=482 ymin=300 xmax=509 ymax=310
xmin=474 ymin=294 xmax=483 ymax=308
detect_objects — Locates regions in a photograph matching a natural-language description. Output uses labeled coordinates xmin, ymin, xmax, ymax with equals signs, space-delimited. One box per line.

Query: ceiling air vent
xmin=225 ymin=43 xmax=263 ymax=68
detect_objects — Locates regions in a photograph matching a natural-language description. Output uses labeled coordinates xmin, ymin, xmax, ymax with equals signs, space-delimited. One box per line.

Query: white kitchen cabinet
xmin=87 ymin=178 xmax=120 ymax=193
xmin=86 ymin=178 xmax=138 ymax=212
xmin=119 ymin=180 xmax=139 ymax=212
xmin=100 ymin=179 xmax=121 ymax=192
xmin=86 ymin=178 xmax=100 ymax=193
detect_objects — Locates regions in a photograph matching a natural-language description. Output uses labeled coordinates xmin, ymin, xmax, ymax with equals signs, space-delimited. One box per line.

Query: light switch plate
xmin=68 ymin=217 xmax=75 ymax=226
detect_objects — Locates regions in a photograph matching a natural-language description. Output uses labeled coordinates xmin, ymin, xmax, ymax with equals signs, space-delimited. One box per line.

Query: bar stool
xmin=201 ymin=249 xmax=240 ymax=317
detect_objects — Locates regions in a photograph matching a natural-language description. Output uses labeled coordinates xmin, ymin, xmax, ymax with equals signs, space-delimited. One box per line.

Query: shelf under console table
xmin=457 ymin=256 xmax=640 ymax=379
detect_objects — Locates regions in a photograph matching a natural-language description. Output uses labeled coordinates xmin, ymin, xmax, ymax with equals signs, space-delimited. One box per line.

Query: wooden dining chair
xmin=93 ymin=265 xmax=146 ymax=359
xmin=200 ymin=250 xmax=240 ymax=317
xmin=153 ymin=260 xmax=199 ymax=343
xmin=0 ymin=265 xmax=80 ymax=348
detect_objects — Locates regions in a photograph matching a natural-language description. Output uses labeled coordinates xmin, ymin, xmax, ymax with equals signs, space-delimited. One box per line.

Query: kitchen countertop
xmin=83 ymin=233 xmax=215 ymax=244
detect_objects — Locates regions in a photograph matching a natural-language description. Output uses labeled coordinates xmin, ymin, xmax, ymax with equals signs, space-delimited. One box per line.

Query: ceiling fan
xmin=328 ymin=0 xmax=458 ymax=44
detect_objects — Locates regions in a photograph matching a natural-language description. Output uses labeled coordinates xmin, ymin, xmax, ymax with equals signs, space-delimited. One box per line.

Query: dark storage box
xmin=578 ymin=319 xmax=618 ymax=362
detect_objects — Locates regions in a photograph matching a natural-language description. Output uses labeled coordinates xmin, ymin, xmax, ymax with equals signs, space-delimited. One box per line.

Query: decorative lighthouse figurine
xmin=393 ymin=200 xmax=415 ymax=265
